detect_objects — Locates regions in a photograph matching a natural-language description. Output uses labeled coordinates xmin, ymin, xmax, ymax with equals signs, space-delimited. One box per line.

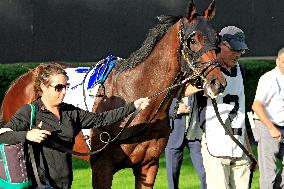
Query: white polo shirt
xmin=254 ymin=67 xmax=284 ymax=126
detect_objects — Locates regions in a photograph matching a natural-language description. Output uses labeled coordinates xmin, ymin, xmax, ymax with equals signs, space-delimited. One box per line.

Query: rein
xmin=113 ymin=72 xmax=186 ymax=141
xmin=211 ymin=98 xmax=257 ymax=189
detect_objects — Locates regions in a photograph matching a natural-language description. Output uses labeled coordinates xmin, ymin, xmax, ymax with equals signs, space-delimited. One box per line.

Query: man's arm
xmin=252 ymin=100 xmax=282 ymax=140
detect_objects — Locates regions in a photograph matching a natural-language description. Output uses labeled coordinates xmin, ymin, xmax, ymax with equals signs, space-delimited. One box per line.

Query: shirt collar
xmin=36 ymin=97 xmax=64 ymax=111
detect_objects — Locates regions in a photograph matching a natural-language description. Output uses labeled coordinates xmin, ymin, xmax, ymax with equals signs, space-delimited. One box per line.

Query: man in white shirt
xmin=252 ymin=47 xmax=284 ymax=189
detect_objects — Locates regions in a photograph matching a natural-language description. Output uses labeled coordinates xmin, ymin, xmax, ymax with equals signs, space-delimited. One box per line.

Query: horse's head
xmin=179 ymin=0 xmax=226 ymax=98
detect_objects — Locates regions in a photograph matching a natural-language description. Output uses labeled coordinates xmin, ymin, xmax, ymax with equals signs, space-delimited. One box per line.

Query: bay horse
xmin=0 ymin=0 xmax=226 ymax=188
xmin=90 ymin=1 xmax=226 ymax=189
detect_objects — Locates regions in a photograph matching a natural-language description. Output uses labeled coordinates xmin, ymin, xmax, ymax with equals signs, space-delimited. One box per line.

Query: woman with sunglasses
xmin=0 ymin=63 xmax=149 ymax=189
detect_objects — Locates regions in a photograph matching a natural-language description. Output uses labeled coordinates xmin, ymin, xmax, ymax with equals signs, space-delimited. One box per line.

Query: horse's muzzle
xmin=204 ymin=78 xmax=226 ymax=98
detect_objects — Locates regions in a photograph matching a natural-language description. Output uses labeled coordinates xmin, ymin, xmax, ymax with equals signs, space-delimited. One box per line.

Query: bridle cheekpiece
xmin=178 ymin=17 xmax=221 ymax=89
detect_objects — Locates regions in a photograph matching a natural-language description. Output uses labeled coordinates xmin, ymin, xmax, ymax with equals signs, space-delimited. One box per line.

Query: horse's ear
xmin=185 ymin=0 xmax=197 ymax=21
xmin=203 ymin=0 xmax=216 ymax=20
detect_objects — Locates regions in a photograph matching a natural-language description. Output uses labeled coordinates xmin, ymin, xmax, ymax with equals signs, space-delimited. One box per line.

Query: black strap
xmin=46 ymin=139 xmax=92 ymax=156
xmin=224 ymin=128 xmax=242 ymax=136
xmin=28 ymin=103 xmax=44 ymax=189
xmin=29 ymin=144 xmax=43 ymax=189
xmin=46 ymin=107 xmax=142 ymax=156
xmin=211 ymin=99 xmax=257 ymax=189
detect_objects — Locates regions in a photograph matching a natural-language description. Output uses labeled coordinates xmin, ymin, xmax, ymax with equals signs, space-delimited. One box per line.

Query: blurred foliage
xmin=0 ymin=63 xmax=38 ymax=101
xmin=240 ymin=60 xmax=275 ymax=111
xmin=0 ymin=60 xmax=275 ymax=106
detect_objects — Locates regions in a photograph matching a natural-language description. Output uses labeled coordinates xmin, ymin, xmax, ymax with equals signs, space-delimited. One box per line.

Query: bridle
xmin=178 ymin=17 xmax=221 ymax=89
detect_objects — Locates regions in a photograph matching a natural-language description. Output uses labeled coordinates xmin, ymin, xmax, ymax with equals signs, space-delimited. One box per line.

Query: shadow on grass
xmin=72 ymin=144 xmax=262 ymax=188
xmin=72 ymin=158 xmax=91 ymax=169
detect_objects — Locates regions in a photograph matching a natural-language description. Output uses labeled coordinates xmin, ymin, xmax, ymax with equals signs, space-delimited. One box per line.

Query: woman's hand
xmin=134 ymin=97 xmax=150 ymax=110
xmin=26 ymin=121 xmax=51 ymax=143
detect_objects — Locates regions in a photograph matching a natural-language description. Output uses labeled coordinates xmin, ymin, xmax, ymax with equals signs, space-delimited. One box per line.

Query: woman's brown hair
xmin=33 ymin=63 xmax=67 ymax=97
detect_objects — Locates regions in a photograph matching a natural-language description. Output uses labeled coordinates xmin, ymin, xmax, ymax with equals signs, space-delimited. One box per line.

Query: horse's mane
xmin=115 ymin=15 xmax=182 ymax=73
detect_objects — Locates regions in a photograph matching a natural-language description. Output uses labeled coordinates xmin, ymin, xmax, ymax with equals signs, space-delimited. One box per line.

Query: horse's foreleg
xmin=133 ymin=161 xmax=159 ymax=189
xmin=91 ymin=158 xmax=114 ymax=189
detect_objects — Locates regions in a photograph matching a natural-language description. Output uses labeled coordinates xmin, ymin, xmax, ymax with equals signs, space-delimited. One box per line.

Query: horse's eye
xmin=188 ymin=38 xmax=196 ymax=45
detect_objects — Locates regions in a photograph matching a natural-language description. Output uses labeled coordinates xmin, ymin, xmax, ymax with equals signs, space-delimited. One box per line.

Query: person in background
xmin=252 ymin=47 xmax=284 ymax=189
xmin=0 ymin=63 xmax=149 ymax=189
xmin=198 ymin=26 xmax=250 ymax=189
xmin=165 ymin=84 xmax=206 ymax=189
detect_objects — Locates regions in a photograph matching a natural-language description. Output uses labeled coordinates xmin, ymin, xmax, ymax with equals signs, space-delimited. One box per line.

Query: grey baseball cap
xmin=219 ymin=26 xmax=248 ymax=50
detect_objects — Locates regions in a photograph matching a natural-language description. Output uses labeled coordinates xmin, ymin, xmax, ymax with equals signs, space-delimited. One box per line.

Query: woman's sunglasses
xmin=49 ymin=83 xmax=70 ymax=92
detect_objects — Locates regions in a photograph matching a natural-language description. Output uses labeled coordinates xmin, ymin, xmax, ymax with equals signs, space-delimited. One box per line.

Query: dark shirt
xmin=0 ymin=98 xmax=136 ymax=188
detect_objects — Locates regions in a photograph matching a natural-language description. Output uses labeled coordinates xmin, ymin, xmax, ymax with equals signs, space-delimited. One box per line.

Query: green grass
xmin=72 ymin=146 xmax=261 ymax=189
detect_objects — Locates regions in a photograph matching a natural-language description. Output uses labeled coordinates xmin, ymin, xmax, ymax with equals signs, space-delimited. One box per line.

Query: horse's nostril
xmin=209 ymin=79 xmax=226 ymax=94
xmin=210 ymin=79 xmax=220 ymax=89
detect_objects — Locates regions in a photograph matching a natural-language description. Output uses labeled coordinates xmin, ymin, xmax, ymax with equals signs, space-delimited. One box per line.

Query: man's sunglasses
xmin=49 ymin=83 xmax=70 ymax=92
xmin=223 ymin=43 xmax=246 ymax=55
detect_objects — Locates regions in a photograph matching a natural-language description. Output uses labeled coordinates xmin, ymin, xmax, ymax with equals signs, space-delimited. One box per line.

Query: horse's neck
xmin=107 ymin=22 xmax=181 ymax=108
xmin=122 ymin=23 xmax=181 ymax=110
xmin=131 ymin=23 xmax=180 ymax=73
xmin=142 ymin=23 xmax=180 ymax=86
xmin=153 ymin=23 xmax=179 ymax=61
